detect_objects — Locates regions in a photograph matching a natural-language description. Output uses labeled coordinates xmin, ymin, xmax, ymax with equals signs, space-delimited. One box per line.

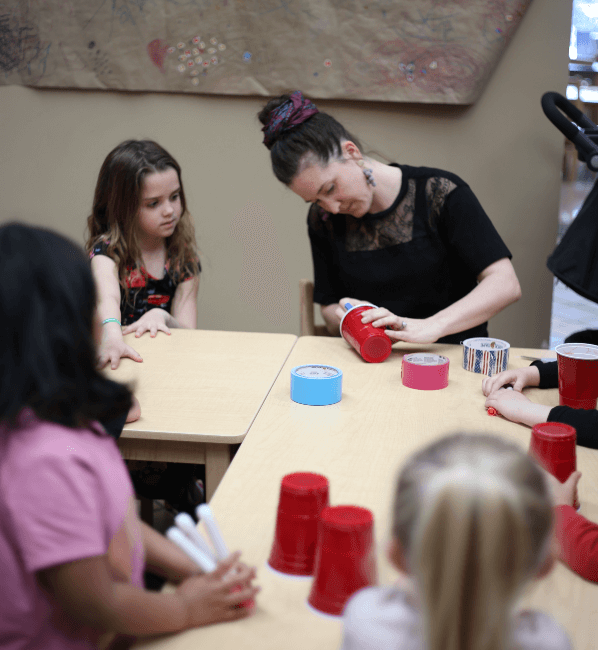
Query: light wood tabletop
xmin=108 ymin=329 xmax=297 ymax=500
xmin=134 ymin=337 xmax=598 ymax=650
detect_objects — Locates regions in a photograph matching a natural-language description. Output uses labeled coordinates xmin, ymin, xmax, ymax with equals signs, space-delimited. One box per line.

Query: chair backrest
xmin=299 ymin=279 xmax=333 ymax=336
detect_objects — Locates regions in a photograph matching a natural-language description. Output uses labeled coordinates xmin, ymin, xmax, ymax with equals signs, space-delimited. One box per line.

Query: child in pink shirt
xmin=0 ymin=223 xmax=259 ymax=650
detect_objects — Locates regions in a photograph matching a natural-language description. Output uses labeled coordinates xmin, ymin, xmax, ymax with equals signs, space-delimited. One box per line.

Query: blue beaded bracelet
xmin=102 ymin=318 xmax=121 ymax=326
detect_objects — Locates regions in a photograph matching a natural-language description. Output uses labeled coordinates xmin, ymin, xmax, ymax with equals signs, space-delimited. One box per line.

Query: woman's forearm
xmin=430 ymin=261 xmax=521 ymax=340
xmin=320 ymin=303 xmax=342 ymax=336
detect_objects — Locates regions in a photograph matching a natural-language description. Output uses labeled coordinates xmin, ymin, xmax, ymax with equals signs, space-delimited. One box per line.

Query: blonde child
xmin=340 ymin=433 xmax=571 ymax=650
xmin=86 ymin=139 xmax=200 ymax=371
xmin=0 ymin=223 xmax=258 ymax=650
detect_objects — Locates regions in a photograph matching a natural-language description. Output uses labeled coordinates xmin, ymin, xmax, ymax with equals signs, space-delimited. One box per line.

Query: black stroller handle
xmin=541 ymin=91 xmax=595 ymax=139
xmin=541 ymin=92 xmax=598 ymax=170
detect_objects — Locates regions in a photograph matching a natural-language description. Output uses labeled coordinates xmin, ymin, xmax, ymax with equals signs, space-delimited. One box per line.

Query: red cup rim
xmin=281 ymin=472 xmax=329 ymax=494
xmin=531 ymin=422 xmax=576 ymax=441
xmin=555 ymin=343 xmax=598 ymax=360
xmin=321 ymin=505 xmax=373 ymax=529
xmin=339 ymin=303 xmax=376 ymax=337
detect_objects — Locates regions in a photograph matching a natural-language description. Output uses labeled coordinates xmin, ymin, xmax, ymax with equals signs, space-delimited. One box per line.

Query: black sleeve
xmin=548 ymin=406 xmax=598 ymax=449
xmin=99 ymin=409 xmax=128 ymax=441
xmin=441 ymin=185 xmax=512 ymax=277
xmin=531 ymin=360 xmax=559 ymax=389
xmin=308 ymin=210 xmax=344 ymax=306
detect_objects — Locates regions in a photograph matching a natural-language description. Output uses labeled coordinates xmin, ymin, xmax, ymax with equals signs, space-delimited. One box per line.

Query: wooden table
xmin=109 ymin=330 xmax=297 ymax=500
xmin=135 ymin=337 xmax=598 ymax=650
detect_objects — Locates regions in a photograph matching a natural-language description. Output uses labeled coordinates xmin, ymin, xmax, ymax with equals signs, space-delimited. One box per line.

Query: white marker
xmin=174 ymin=512 xmax=217 ymax=561
xmin=166 ymin=527 xmax=217 ymax=573
xmin=196 ymin=504 xmax=229 ymax=560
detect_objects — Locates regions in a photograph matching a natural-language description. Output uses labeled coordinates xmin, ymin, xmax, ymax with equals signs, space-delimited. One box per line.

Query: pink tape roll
xmin=401 ymin=353 xmax=449 ymax=391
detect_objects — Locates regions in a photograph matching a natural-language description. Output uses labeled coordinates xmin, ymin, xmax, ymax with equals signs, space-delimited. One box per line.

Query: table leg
xmin=205 ymin=444 xmax=231 ymax=502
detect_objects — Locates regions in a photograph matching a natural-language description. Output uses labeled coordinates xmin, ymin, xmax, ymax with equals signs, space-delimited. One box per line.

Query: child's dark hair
xmin=0 ymin=223 xmax=132 ymax=429
xmin=258 ymin=93 xmax=362 ymax=185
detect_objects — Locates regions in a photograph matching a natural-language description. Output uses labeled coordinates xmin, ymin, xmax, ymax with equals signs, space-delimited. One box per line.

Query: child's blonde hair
xmin=392 ymin=433 xmax=553 ymax=650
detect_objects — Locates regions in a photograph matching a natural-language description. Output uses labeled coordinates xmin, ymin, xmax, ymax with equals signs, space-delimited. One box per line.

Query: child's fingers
xmin=124 ymin=346 xmax=143 ymax=363
xmin=221 ymin=564 xmax=256 ymax=591
xmin=211 ymin=552 xmax=242 ymax=580
xmin=513 ymin=378 xmax=526 ymax=392
xmin=225 ymin=584 xmax=261 ymax=607
xmin=565 ymin=471 xmax=582 ymax=490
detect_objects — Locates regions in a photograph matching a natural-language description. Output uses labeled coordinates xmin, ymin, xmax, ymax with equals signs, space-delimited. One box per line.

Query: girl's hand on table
xmin=97 ymin=327 xmax=143 ymax=370
xmin=484 ymin=388 xmax=551 ymax=427
xmin=122 ymin=308 xmax=172 ymax=338
xmin=482 ymin=366 xmax=541 ymax=396
xmin=176 ymin=552 xmax=260 ymax=627
xmin=126 ymin=396 xmax=141 ymax=423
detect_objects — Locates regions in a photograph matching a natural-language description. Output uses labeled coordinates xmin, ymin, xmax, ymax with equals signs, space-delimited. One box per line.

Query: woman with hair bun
xmin=258 ymin=92 xmax=521 ymax=344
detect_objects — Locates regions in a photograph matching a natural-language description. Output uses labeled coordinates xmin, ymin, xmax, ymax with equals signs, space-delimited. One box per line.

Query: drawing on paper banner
xmin=0 ymin=1 xmax=532 ymax=104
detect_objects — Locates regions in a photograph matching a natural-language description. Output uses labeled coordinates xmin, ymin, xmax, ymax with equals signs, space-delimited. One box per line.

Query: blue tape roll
xmin=290 ymin=365 xmax=343 ymax=406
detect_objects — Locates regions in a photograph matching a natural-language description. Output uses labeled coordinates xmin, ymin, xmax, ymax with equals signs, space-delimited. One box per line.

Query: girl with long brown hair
xmin=86 ymin=139 xmax=200 ymax=370
xmin=86 ymin=139 xmax=203 ymax=517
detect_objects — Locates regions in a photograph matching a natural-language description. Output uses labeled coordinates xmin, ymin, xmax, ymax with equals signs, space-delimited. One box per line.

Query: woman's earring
xmin=362 ymin=167 xmax=376 ymax=187
xmin=358 ymin=160 xmax=376 ymax=187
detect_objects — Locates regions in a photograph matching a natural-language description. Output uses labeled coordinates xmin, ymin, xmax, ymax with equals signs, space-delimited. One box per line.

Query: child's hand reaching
xmin=482 ymin=366 xmax=541 ymax=396
xmin=544 ymin=470 xmax=582 ymax=508
xmin=122 ymin=308 xmax=172 ymax=338
xmin=176 ymin=552 xmax=259 ymax=627
xmin=484 ymin=388 xmax=551 ymax=427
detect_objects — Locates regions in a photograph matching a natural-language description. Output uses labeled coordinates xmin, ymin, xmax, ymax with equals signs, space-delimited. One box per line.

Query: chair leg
xmin=299 ymin=278 xmax=316 ymax=336
xmin=139 ymin=496 xmax=154 ymax=526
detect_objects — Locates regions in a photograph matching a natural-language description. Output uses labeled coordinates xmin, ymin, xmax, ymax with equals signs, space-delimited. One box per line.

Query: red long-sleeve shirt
xmin=556 ymin=505 xmax=598 ymax=582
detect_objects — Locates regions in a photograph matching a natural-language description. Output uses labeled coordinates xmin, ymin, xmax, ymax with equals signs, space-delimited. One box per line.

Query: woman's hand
xmin=122 ymin=309 xmax=172 ymax=338
xmin=482 ymin=366 xmax=541 ymax=396
xmin=334 ymin=297 xmax=373 ymax=322
xmin=358 ymin=307 xmax=444 ymax=344
xmin=484 ymin=388 xmax=551 ymax=427
xmin=176 ymin=552 xmax=260 ymax=627
xmin=97 ymin=324 xmax=143 ymax=370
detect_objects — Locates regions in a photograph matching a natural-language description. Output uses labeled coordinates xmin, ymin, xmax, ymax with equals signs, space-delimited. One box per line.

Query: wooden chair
xmin=299 ymin=279 xmax=334 ymax=337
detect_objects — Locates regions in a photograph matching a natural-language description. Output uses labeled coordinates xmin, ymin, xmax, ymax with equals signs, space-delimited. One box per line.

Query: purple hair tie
xmin=262 ymin=90 xmax=319 ymax=149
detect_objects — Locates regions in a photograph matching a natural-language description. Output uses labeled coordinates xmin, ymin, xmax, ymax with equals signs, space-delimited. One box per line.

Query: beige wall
xmin=0 ymin=0 xmax=571 ymax=347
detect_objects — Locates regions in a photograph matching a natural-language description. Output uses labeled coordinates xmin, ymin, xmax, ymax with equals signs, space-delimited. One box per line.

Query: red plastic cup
xmin=339 ymin=303 xmax=392 ymax=363
xmin=308 ymin=505 xmax=377 ymax=616
xmin=556 ymin=343 xmax=598 ymax=410
xmin=268 ymin=472 xmax=329 ymax=576
xmin=529 ymin=422 xmax=577 ymax=483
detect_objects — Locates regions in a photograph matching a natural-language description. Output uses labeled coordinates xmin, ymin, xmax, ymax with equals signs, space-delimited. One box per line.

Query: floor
xmin=549 ymin=163 xmax=598 ymax=349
